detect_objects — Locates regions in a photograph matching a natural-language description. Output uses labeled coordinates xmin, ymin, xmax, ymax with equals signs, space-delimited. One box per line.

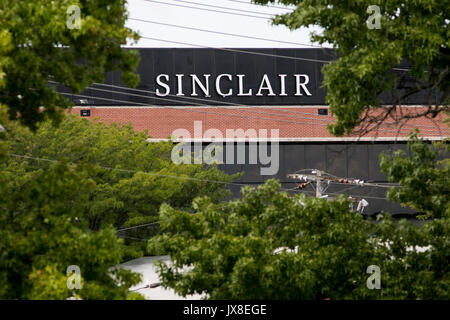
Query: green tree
xmin=254 ymin=0 xmax=449 ymax=136
xmin=148 ymin=135 xmax=449 ymax=299
xmin=2 ymin=114 xmax=237 ymax=259
xmin=379 ymin=132 xmax=449 ymax=219
xmin=0 ymin=0 xmax=140 ymax=130
xmin=0 ymin=161 xmax=143 ymax=299
xmin=149 ymin=180 xmax=379 ymax=299
xmin=374 ymin=134 xmax=450 ymax=298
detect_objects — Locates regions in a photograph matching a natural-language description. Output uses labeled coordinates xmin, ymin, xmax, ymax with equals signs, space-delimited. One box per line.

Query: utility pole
xmin=287 ymin=169 xmax=327 ymax=198
xmin=286 ymin=169 xmax=379 ymax=213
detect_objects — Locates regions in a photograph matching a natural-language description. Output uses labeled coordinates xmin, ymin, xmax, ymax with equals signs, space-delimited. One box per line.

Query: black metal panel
xmin=135 ymin=49 xmax=155 ymax=105
xmin=214 ymin=49 xmax=236 ymax=104
xmin=234 ymin=49 xmax=259 ymax=105
xmin=99 ymin=71 xmax=114 ymax=102
xmin=173 ymin=49 xmax=195 ymax=104
xmin=193 ymin=49 xmax=214 ymax=100
xmin=153 ymin=49 xmax=175 ymax=105
xmin=219 ymin=142 xmax=245 ymax=176
xmin=240 ymin=142 xmax=265 ymax=182
xmin=253 ymin=48 xmax=276 ymax=105
xmin=367 ymin=144 xmax=390 ymax=181
xmin=279 ymin=143 xmax=305 ymax=182
xmin=347 ymin=144 xmax=369 ymax=180
xmin=325 ymin=144 xmax=347 ymax=177
xmin=61 ymin=48 xmax=434 ymax=106
xmin=295 ymin=49 xmax=320 ymax=104
xmin=367 ymin=143 xmax=408 ymax=181
xmin=305 ymin=144 xmax=327 ymax=171
xmin=273 ymin=49 xmax=297 ymax=105
xmin=205 ymin=141 xmax=422 ymax=216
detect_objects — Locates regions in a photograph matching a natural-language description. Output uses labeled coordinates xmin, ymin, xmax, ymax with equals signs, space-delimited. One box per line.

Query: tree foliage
xmin=2 ymin=114 xmax=236 ymax=259
xmin=254 ymin=0 xmax=449 ymax=136
xmin=0 ymin=161 xmax=143 ymax=299
xmin=0 ymin=113 xmax=236 ymax=298
xmin=0 ymin=0 xmax=140 ymax=130
xmin=149 ymin=180 xmax=379 ymax=299
xmin=380 ymin=132 xmax=450 ymax=218
xmin=149 ymin=135 xmax=449 ymax=299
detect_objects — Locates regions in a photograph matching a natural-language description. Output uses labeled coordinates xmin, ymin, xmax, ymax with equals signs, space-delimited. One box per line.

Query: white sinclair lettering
xmin=155 ymin=73 xmax=312 ymax=97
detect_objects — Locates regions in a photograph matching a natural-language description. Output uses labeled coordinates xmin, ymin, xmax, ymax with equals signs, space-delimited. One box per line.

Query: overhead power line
xmin=86 ymin=84 xmax=332 ymax=122
xmin=117 ymin=222 xmax=159 ymax=232
xmin=8 ymin=153 xmax=390 ymax=203
xmin=143 ymin=0 xmax=272 ymax=20
xmin=53 ymin=83 xmax=447 ymax=134
xmin=138 ymin=34 xmax=409 ymax=72
xmin=129 ymin=18 xmax=324 ymax=48
xmin=8 ymin=153 xmax=252 ymax=187
xmin=87 ymin=83 xmax=443 ymax=131
xmin=90 ymin=83 xmax=445 ymax=133
xmin=87 ymin=81 xmax=440 ymax=131
xmin=89 ymin=81 xmax=327 ymax=118
xmin=60 ymin=91 xmax=329 ymax=126
xmin=166 ymin=0 xmax=274 ymax=17
xmin=138 ymin=0 xmax=410 ymax=72
xmin=288 ymin=169 xmax=400 ymax=198
xmin=139 ymin=35 xmax=333 ymax=63
xmin=50 ymin=80 xmax=337 ymax=125
xmin=117 ymin=235 xmax=149 ymax=241
xmin=135 ymin=32 xmax=409 ymax=72
xmin=51 ymin=82 xmax=446 ymax=134
xmin=223 ymin=0 xmax=294 ymax=11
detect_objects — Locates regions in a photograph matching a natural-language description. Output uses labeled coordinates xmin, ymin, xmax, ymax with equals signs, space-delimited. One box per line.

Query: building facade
xmin=62 ymin=48 xmax=449 ymax=217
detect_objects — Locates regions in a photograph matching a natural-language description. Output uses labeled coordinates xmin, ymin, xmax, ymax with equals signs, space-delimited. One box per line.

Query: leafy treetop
xmin=254 ymin=0 xmax=449 ymax=136
xmin=0 ymin=0 xmax=140 ymax=130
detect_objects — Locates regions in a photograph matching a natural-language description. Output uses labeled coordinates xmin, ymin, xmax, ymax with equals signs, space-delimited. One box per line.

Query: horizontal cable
xmin=138 ymin=34 xmax=410 ymax=72
xmin=223 ymin=0 xmax=294 ymax=11
xmin=143 ymin=0 xmax=271 ymax=19
xmin=85 ymin=82 xmax=447 ymax=131
xmin=8 ymin=153 xmax=389 ymax=201
xmin=55 ymin=88 xmax=330 ymax=126
xmin=117 ymin=235 xmax=149 ymax=241
xmin=53 ymin=83 xmax=447 ymax=134
xmin=88 ymin=81 xmax=327 ymax=118
xmin=166 ymin=0 xmax=274 ymax=17
xmin=129 ymin=18 xmax=323 ymax=48
xmin=138 ymin=35 xmax=332 ymax=63
xmin=85 ymin=86 xmax=332 ymax=123
xmin=117 ymin=222 xmax=159 ymax=232
xmin=8 ymin=153 xmax=253 ymax=187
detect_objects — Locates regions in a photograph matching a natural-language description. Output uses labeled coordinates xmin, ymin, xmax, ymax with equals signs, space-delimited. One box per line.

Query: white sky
xmin=125 ymin=0 xmax=326 ymax=48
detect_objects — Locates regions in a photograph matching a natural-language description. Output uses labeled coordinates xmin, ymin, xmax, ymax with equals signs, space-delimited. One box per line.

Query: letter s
xmin=156 ymin=74 xmax=170 ymax=96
